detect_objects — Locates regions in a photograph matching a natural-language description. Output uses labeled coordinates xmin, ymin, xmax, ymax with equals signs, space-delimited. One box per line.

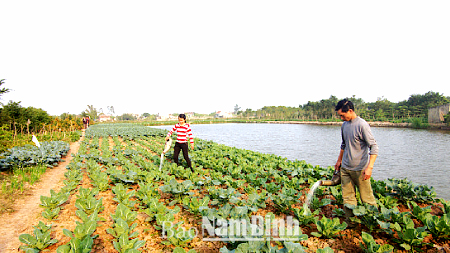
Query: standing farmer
xmin=334 ymin=99 xmax=379 ymax=227
xmin=82 ymin=117 xmax=87 ymax=129
xmin=165 ymin=114 xmax=194 ymax=169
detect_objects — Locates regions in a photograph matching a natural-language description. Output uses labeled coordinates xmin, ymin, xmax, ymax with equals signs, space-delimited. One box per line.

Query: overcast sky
xmin=1 ymin=1 xmax=449 ymax=116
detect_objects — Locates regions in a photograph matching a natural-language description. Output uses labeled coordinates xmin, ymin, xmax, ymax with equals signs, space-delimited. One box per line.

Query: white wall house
xmin=215 ymin=111 xmax=233 ymax=118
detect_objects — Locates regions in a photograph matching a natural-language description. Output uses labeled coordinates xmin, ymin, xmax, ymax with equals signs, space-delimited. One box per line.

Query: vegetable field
xmin=19 ymin=124 xmax=450 ymax=252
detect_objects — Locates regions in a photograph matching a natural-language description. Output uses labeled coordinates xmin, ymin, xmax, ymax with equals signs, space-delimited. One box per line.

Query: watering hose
xmin=159 ymin=138 xmax=173 ymax=171
xmin=320 ymin=169 xmax=341 ymax=186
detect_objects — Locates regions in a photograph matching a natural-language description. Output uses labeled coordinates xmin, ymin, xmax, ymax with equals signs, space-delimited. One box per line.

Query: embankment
xmin=267 ymin=120 xmax=449 ymax=130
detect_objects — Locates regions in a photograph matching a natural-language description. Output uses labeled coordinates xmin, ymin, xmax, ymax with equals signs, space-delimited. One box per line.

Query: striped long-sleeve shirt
xmin=167 ymin=123 xmax=194 ymax=144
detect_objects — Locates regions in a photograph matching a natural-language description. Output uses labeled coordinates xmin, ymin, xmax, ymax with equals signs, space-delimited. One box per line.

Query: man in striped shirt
xmin=165 ymin=114 xmax=194 ymax=169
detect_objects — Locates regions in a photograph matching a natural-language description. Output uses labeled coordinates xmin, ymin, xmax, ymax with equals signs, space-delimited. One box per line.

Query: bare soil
xmin=1 ymin=130 xmax=450 ymax=253
xmin=0 ymin=131 xmax=84 ymax=253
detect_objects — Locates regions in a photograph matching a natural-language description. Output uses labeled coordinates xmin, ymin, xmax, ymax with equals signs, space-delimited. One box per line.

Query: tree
xmin=107 ymin=106 xmax=115 ymax=116
xmin=0 ymin=101 xmax=51 ymax=134
xmin=83 ymin=105 xmax=100 ymax=120
xmin=141 ymin=113 xmax=157 ymax=120
xmin=0 ymin=79 xmax=10 ymax=104
xmin=117 ymin=113 xmax=136 ymax=121
xmin=234 ymin=104 xmax=241 ymax=115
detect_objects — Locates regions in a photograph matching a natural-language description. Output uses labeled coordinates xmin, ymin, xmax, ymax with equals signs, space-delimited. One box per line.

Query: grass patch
xmin=0 ymin=165 xmax=48 ymax=214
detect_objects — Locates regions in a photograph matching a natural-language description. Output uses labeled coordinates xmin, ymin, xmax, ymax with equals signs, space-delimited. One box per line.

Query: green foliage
xmin=376 ymin=195 xmax=399 ymax=209
xmin=309 ymin=197 xmax=332 ymax=211
xmin=56 ymin=236 xmax=93 ymax=253
xmin=207 ymin=186 xmax=241 ymax=206
xmin=424 ymin=213 xmax=450 ymax=239
xmin=40 ymin=189 xmax=69 ymax=210
xmin=271 ymin=192 xmax=297 ymax=214
xmin=352 ymin=204 xmax=380 ymax=232
xmin=141 ymin=197 xmax=168 ymax=222
xmin=408 ymin=202 xmax=431 ymax=224
xmin=113 ymin=233 xmax=145 ymax=253
xmin=0 ymin=125 xmax=12 ymax=153
xmin=329 ymin=186 xmax=343 ymax=205
xmin=107 ymin=218 xmax=139 ymax=239
xmin=0 ymin=101 xmax=52 ymax=133
xmin=384 ymin=178 xmax=436 ymax=204
xmin=78 ymin=187 xmax=99 ymax=200
xmin=89 ymin=170 xmax=110 ymax=191
xmin=112 ymin=183 xmax=136 ymax=208
xmin=294 ymin=203 xmax=319 ymax=226
xmin=182 ymin=195 xmax=210 ymax=215
xmin=243 ymin=192 xmax=267 ymax=212
xmin=410 ymin=117 xmax=428 ymax=129
xmin=111 ymin=204 xmax=138 ymax=225
xmin=161 ymin=179 xmax=194 ymax=196
xmin=58 ymin=220 xmax=98 ymax=253
xmin=392 ymin=216 xmax=429 ymax=251
xmin=440 ymin=199 xmax=450 ymax=214
xmin=75 ymin=196 xmax=104 ymax=215
xmin=316 ymin=247 xmax=334 ymax=253
xmin=14 ymin=123 xmax=447 ymax=252
xmin=0 ymin=141 xmax=70 ymax=171
xmin=76 ymin=210 xmax=104 ymax=223
xmin=19 ymin=221 xmax=58 ymax=252
xmin=311 ymin=216 xmax=347 ymax=238
xmin=42 ymin=207 xmax=61 ymax=220
xmin=360 ymin=231 xmax=394 ymax=253
xmin=219 ymin=240 xmax=308 ymax=253
xmin=444 ymin=113 xmax=450 ymax=125
xmin=155 ymin=206 xmax=180 ymax=230
xmin=161 ymin=222 xmax=196 ymax=247
xmin=173 ymin=247 xmax=197 ymax=253
xmin=240 ymin=91 xmax=450 ymax=122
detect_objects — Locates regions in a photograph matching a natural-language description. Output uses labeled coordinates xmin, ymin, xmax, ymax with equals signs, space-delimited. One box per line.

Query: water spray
xmin=305 ymin=169 xmax=341 ymax=211
xmin=159 ymin=138 xmax=172 ymax=171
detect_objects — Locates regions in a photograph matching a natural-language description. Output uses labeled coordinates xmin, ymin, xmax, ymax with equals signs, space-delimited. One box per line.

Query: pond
xmin=152 ymin=123 xmax=450 ymax=200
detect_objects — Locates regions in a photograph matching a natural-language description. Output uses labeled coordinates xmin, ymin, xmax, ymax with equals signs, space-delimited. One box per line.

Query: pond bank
xmin=266 ymin=120 xmax=450 ymax=130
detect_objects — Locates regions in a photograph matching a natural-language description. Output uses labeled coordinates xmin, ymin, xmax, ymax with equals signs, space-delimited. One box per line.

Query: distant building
xmin=184 ymin=112 xmax=195 ymax=119
xmin=215 ymin=111 xmax=233 ymax=118
xmin=99 ymin=115 xmax=113 ymax=122
xmin=428 ymin=104 xmax=450 ymax=123
xmin=156 ymin=113 xmax=178 ymax=121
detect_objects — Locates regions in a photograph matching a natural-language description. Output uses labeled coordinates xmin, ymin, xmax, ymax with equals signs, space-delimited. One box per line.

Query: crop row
xmin=18 ymin=124 xmax=450 ymax=253
xmin=0 ymin=141 xmax=70 ymax=171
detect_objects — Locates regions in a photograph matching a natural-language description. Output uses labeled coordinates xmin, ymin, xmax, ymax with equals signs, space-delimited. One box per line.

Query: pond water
xmin=152 ymin=123 xmax=450 ymax=200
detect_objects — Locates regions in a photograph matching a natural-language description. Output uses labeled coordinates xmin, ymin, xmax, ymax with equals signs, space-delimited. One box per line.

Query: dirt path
xmin=0 ymin=131 xmax=84 ymax=253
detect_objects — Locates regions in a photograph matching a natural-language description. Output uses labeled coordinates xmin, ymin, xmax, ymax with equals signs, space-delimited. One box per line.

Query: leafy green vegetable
xmin=106 ymin=218 xmax=139 ymax=239
xmin=111 ymin=204 xmax=138 ymax=225
xmin=56 ymin=236 xmax=93 ymax=253
xmin=294 ymin=203 xmax=319 ymax=227
xmin=352 ymin=204 xmax=380 ymax=232
xmin=360 ymin=231 xmax=394 ymax=253
xmin=75 ymin=196 xmax=104 ymax=215
xmin=425 ymin=213 xmax=450 ymax=239
xmin=19 ymin=221 xmax=58 ymax=252
xmin=113 ymin=234 xmax=145 ymax=253
xmin=40 ymin=189 xmax=69 ymax=210
xmin=41 ymin=207 xmax=61 ymax=220
xmin=182 ymin=195 xmax=210 ymax=215
xmin=311 ymin=216 xmax=347 ymax=238
xmin=392 ymin=216 xmax=429 ymax=251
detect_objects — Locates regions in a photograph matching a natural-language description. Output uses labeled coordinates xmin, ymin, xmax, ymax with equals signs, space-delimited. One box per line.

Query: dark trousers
xmin=173 ymin=142 xmax=192 ymax=168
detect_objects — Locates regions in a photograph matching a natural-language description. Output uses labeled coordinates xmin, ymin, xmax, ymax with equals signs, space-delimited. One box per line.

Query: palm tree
xmin=0 ymin=79 xmax=10 ymax=98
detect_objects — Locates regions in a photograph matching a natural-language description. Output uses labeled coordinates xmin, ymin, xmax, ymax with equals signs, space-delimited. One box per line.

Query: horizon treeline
xmin=238 ymin=91 xmax=450 ymax=122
